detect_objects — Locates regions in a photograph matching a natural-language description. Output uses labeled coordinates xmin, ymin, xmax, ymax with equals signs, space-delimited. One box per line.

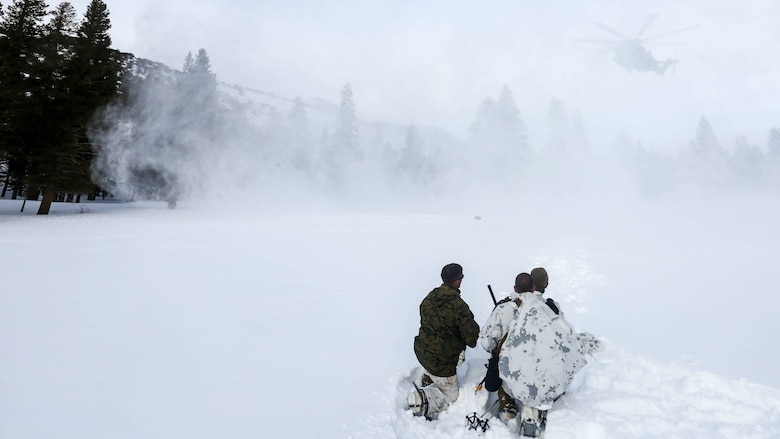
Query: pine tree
xmin=469 ymin=84 xmax=528 ymax=173
xmin=766 ymin=128 xmax=780 ymax=189
xmin=334 ymin=83 xmax=359 ymax=159
xmin=0 ymin=0 xmax=50 ymax=201
xmin=691 ymin=116 xmax=720 ymax=156
xmin=768 ymin=128 xmax=780 ymax=157
xmin=32 ymin=0 xmax=120 ymax=214
xmin=182 ymin=51 xmax=194 ymax=72
xmin=495 ymin=84 xmax=527 ymax=150
xmin=183 ymin=48 xmax=217 ymax=118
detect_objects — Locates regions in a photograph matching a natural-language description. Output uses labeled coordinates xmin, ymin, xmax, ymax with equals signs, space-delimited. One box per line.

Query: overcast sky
xmin=67 ymin=0 xmax=779 ymax=151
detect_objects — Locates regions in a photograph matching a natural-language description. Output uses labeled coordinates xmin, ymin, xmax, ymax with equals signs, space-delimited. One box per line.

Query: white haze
xmin=69 ymin=0 xmax=780 ymax=389
xmin=68 ymin=0 xmax=780 ymax=150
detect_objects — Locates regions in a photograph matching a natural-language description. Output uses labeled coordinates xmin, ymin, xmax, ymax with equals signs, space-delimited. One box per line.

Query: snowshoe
xmin=407 ymin=383 xmax=430 ymax=420
xmin=465 ymin=412 xmax=491 ymax=432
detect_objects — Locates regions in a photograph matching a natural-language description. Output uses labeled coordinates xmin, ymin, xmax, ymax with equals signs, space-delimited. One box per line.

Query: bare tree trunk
xmin=37 ymin=187 xmax=54 ymax=215
xmin=1 ymin=173 xmax=8 ymax=198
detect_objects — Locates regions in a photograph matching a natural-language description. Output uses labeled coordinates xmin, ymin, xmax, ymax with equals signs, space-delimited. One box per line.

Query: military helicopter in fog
xmin=575 ymin=15 xmax=698 ymax=75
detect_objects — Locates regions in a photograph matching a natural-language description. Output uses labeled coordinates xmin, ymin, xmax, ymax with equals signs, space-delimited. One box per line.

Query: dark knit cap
xmin=531 ymin=267 xmax=549 ymax=293
xmin=441 ymin=263 xmax=464 ymax=284
xmin=514 ymin=273 xmax=533 ymax=292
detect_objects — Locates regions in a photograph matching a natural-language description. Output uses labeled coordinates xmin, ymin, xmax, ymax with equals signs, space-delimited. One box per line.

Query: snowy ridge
xmin=215 ymin=80 xmax=461 ymax=156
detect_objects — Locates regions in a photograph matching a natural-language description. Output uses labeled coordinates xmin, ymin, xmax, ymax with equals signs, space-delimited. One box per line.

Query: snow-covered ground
xmin=1 ymin=196 xmax=779 ymax=438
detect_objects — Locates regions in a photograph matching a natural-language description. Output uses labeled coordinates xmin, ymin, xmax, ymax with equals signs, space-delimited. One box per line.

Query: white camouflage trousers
xmin=420 ymin=370 xmax=459 ymax=416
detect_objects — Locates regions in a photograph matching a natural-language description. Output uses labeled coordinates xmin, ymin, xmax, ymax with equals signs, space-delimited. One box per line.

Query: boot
xmin=407 ymin=383 xmax=430 ymax=419
xmin=518 ymin=405 xmax=547 ymax=438
xmin=497 ymin=387 xmax=518 ymax=423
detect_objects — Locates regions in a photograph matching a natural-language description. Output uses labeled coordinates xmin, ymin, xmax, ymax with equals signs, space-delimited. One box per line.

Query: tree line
xmin=0 ymin=0 xmax=121 ymax=214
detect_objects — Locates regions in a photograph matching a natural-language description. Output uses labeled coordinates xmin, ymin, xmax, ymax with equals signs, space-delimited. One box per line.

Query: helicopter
xmin=575 ymin=15 xmax=698 ymax=75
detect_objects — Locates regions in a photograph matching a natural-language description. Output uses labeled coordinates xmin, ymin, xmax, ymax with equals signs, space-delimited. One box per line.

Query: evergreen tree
xmin=0 ymin=0 xmax=50 ymax=200
xmin=731 ymin=135 xmax=762 ymax=186
xmin=32 ymin=0 xmax=120 ymax=214
xmin=495 ymin=84 xmax=527 ymax=150
xmin=334 ymin=83 xmax=359 ymax=159
xmin=683 ymin=116 xmax=728 ymax=191
xmin=182 ymin=48 xmax=217 ymax=120
xmin=182 ymin=51 xmax=194 ymax=72
xmin=0 ymin=1 xmax=7 ymax=197
xmin=768 ymin=128 xmax=780 ymax=158
xmin=690 ymin=116 xmax=721 ymax=157
xmin=766 ymin=128 xmax=780 ymax=190
xmin=47 ymin=2 xmax=77 ymax=49
xmin=468 ymin=84 xmax=528 ymax=173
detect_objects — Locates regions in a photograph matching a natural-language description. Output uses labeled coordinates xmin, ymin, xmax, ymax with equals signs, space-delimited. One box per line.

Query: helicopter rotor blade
xmin=636 ymin=14 xmax=659 ymax=38
xmin=593 ymin=21 xmax=629 ymax=39
xmin=642 ymin=41 xmax=687 ymax=46
xmin=642 ymin=25 xmax=700 ymax=41
xmin=573 ymin=38 xmax=620 ymax=44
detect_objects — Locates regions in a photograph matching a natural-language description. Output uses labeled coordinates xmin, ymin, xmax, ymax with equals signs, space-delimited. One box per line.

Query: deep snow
xmin=1 ymin=197 xmax=779 ymax=438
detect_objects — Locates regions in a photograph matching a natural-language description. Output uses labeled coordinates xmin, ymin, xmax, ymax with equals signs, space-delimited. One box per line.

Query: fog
xmin=78 ymin=0 xmax=780 ymax=388
xmin=72 ymin=0 xmax=780 ymax=150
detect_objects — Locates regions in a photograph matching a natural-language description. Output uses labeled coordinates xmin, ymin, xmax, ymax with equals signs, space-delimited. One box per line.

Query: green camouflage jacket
xmin=413 ymin=283 xmax=480 ymax=377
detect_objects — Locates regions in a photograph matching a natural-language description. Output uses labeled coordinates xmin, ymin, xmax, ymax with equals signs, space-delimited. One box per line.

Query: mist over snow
xmin=76 ymin=0 xmax=780 ymax=391
xmin=69 ymin=0 xmax=780 ymax=150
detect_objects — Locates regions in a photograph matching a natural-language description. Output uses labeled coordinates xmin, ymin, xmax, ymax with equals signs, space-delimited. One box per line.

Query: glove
xmin=484 ymin=355 xmax=501 ymax=392
xmin=578 ymin=332 xmax=605 ymax=354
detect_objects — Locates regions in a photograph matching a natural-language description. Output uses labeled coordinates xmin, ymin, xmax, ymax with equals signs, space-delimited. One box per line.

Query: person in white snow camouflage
xmin=479 ymin=268 xmax=602 ymax=437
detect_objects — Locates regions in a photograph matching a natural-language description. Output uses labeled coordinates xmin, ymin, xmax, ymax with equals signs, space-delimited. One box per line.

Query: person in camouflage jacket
xmin=407 ymin=263 xmax=480 ymax=419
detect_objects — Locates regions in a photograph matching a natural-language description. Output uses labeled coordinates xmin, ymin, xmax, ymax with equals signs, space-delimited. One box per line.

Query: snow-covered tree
xmin=468 ymin=84 xmax=528 ymax=175
xmin=690 ymin=116 xmax=721 ymax=157
xmin=767 ymin=128 xmax=780 ymax=158
xmin=333 ymin=83 xmax=359 ymax=160
xmin=730 ymin=135 xmax=763 ymax=189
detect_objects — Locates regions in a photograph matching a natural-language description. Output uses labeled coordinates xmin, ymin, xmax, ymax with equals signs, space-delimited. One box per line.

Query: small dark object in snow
xmin=465 ymin=412 xmax=490 ymax=432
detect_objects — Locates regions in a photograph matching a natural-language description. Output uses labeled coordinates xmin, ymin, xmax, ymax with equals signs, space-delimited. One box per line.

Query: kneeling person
xmin=408 ymin=263 xmax=480 ymax=419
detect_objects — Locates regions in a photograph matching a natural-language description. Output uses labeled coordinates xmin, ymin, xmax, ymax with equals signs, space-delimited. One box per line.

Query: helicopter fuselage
xmin=612 ymin=39 xmax=674 ymax=74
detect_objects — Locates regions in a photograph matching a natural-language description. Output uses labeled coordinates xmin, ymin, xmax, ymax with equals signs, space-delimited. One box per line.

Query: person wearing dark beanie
xmin=408 ymin=263 xmax=479 ymax=419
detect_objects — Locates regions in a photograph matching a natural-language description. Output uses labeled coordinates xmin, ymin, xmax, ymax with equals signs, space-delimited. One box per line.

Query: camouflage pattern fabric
xmin=414 ymin=284 xmax=480 ymax=377
xmin=499 ymin=292 xmax=587 ymax=409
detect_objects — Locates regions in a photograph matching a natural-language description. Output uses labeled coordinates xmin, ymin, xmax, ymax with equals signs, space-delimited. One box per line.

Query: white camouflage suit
xmin=479 ymin=291 xmax=598 ymax=410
